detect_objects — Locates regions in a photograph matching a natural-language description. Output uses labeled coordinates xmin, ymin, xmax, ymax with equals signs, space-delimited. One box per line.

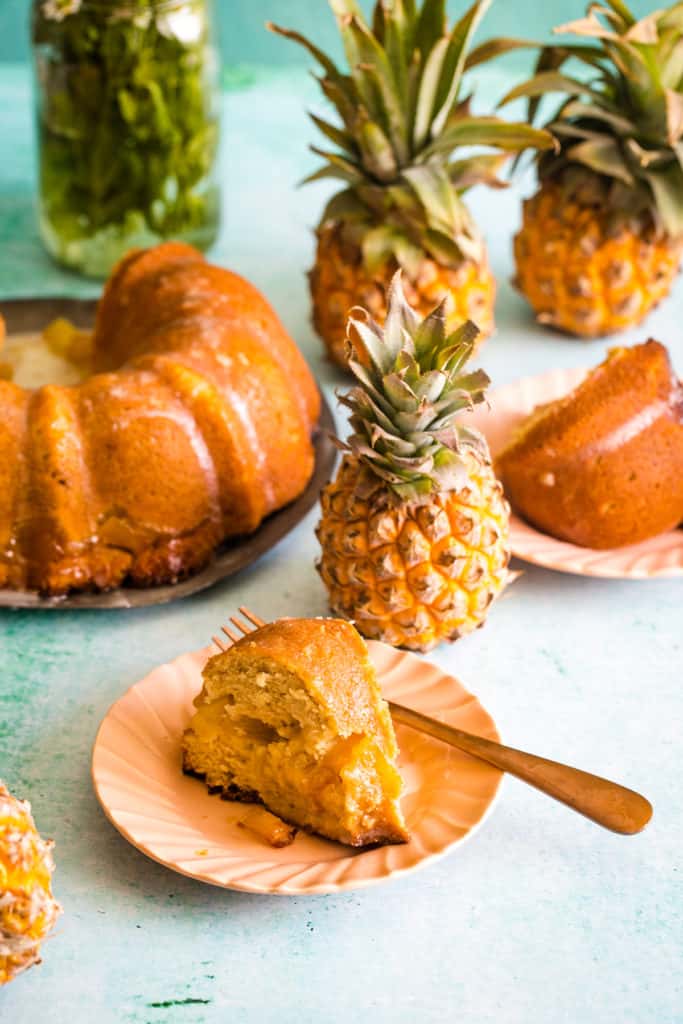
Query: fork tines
xmin=239 ymin=607 xmax=265 ymax=629
xmin=212 ymin=606 xmax=265 ymax=653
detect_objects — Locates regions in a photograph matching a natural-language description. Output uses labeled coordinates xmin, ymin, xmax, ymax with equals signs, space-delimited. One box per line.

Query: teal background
xmin=0 ymin=0 xmax=655 ymax=67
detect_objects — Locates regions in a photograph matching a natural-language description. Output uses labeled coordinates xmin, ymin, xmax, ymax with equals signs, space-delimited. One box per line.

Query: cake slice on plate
xmin=182 ymin=618 xmax=409 ymax=847
xmin=496 ymin=341 xmax=683 ymax=549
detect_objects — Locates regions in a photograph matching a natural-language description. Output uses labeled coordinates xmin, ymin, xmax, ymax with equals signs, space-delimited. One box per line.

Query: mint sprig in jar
xmin=31 ymin=0 xmax=220 ymax=277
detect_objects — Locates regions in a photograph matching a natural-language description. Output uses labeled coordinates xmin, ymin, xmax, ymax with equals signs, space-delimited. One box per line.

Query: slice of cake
xmin=496 ymin=340 xmax=683 ymax=549
xmin=182 ymin=618 xmax=409 ymax=847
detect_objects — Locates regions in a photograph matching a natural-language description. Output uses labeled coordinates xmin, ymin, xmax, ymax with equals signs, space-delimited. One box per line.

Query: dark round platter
xmin=0 ymin=297 xmax=337 ymax=610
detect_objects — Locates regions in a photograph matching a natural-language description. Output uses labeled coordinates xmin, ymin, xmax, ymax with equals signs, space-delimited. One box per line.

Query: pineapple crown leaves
xmin=335 ymin=270 xmax=491 ymax=500
xmin=268 ymin=0 xmax=555 ymax=272
xmin=495 ymin=1 xmax=683 ymax=237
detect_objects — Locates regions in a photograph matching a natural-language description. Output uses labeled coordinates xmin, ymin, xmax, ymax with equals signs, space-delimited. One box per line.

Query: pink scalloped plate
xmin=468 ymin=367 xmax=683 ymax=579
xmin=92 ymin=642 xmax=502 ymax=895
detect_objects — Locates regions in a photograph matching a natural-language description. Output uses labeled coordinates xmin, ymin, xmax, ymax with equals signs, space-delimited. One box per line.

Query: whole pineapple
xmin=270 ymin=0 xmax=554 ymax=369
xmin=316 ymin=273 xmax=511 ymax=652
xmin=502 ymin=1 xmax=683 ymax=337
xmin=0 ymin=782 xmax=61 ymax=985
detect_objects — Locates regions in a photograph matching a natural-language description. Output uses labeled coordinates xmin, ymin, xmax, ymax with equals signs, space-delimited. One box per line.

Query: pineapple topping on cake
xmin=316 ymin=272 xmax=512 ymax=652
xmin=499 ymin=0 xmax=683 ymax=337
xmin=0 ymin=782 xmax=62 ymax=986
xmin=182 ymin=617 xmax=409 ymax=848
xmin=269 ymin=0 xmax=554 ymax=368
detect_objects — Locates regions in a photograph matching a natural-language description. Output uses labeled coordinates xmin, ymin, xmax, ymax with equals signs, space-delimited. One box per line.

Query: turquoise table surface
xmin=1 ymin=62 xmax=682 ymax=1024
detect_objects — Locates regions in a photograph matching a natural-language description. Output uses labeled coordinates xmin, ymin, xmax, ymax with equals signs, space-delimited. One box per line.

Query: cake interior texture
xmin=182 ymin=619 xmax=409 ymax=847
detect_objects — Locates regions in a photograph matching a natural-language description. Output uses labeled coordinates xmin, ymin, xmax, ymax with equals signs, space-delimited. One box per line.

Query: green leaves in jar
xmin=33 ymin=0 xmax=219 ymax=275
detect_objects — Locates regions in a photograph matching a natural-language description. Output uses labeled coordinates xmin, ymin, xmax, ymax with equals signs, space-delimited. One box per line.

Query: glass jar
xmin=31 ymin=0 xmax=220 ymax=278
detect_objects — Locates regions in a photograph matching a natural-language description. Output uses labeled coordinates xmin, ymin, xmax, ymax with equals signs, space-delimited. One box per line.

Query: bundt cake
xmin=0 ymin=243 xmax=320 ymax=594
xmin=496 ymin=341 xmax=683 ymax=549
xmin=182 ymin=617 xmax=410 ymax=847
xmin=0 ymin=781 xmax=62 ymax=986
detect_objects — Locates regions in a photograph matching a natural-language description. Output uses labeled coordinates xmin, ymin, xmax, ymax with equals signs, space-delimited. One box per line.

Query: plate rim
xmin=507 ymin=520 xmax=683 ymax=579
xmin=478 ymin=366 xmax=683 ymax=580
xmin=91 ymin=640 xmax=503 ymax=896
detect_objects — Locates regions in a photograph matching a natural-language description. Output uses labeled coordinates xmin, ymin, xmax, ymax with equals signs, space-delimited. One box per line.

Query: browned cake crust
xmin=182 ymin=759 xmax=261 ymax=803
xmin=496 ymin=340 xmax=683 ymax=549
xmin=216 ymin=618 xmax=401 ymax=753
xmin=0 ymin=243 xmax=320 ymax=594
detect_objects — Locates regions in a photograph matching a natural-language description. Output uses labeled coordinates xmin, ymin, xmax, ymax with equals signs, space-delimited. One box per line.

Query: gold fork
xmin=213 ymin=608 xmax=652 ymax=836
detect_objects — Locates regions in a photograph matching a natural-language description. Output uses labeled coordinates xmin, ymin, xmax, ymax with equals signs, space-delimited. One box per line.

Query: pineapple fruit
xmin=502 ymin=0 xmax=683 ymax=337
xmin=0 ymin=781 xmax=61 ymax=985
xmin=270 ymin=0 xmax=554 ymax=370
xmin=316 ymin=272 xmax=511 ymax=652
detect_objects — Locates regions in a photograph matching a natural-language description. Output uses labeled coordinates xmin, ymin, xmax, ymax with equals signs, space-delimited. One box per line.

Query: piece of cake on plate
xmin=496 ymin=341 xmax=683 ymax=549
xmin=182 ymin=618 xmax=409 ymax=847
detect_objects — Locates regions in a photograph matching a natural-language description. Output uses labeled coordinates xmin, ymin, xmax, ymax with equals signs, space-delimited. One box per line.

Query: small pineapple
xmin=0 ymin=781 xmax=61 ymax=985
xmin=316 ymin=273 xmax=511 ymax=652
xmin=501 ymin=1 xmax=683 ymax=337
xmin=270 ymin=0 xmax=554 ymax=369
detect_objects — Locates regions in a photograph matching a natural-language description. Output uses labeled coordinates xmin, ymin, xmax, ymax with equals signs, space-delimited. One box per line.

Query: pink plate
xmin=468 ymin=367 xmax=683 ymax=579
xmin=92 ymin=642 xmax=502 ymax=895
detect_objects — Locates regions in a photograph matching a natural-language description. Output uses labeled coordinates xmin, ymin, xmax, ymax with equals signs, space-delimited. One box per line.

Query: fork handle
xmin=388 ymin=701 xmax=652 ymax=835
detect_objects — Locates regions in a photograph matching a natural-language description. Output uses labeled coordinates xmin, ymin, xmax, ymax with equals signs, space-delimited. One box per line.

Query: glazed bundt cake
xmin=496 ymin=341 xmax=683 ymax=549
xmin=0 ymin=782 xmax=62 ymax=985
xmin=0 ymin=243 xmax=320 ymax=594
xmin=182 ymin=618 xmax=410 ymax=847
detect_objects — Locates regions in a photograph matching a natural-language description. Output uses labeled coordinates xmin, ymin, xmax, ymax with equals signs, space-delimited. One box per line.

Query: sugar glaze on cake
xmin=0 ymin=243 xmax=320 ymax=594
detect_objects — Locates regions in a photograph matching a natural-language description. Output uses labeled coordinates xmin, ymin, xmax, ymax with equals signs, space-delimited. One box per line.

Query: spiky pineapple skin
xmin=316 ymin=454 xmax=511 ymax=653
xmin=514 ymin=183 xmax=683 ymax=338
xmin=311 ymin=223 xmax=496 ymax=369
xmin=0 ymin=782 xmax=61 ymax=985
